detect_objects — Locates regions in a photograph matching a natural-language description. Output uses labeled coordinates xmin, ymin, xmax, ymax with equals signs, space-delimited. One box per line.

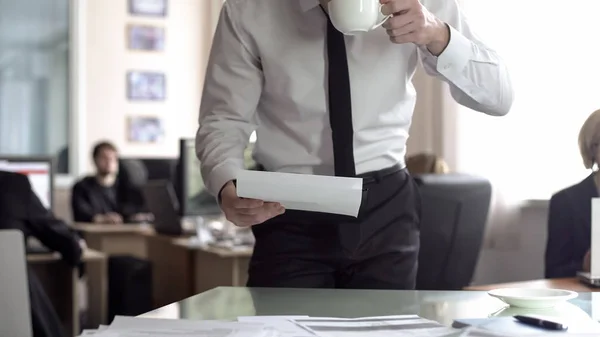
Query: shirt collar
xmin=299 ymin=0 xmax=320 ymax=12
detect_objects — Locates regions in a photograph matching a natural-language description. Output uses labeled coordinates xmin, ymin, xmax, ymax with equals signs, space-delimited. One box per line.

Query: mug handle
xmin=372 ymin=4 xmax=392 ymax=29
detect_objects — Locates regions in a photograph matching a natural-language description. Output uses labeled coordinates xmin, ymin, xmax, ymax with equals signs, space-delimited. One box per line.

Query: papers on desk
xmin=290 ymin=315 xmax=458 ymax=337
xmin=78 ymin=316 xmax=278 ymax=337
xmin=236 ymin=170 xmax=363 ymax=217
xmin=79 ymin=315 xmax=458 ymax=337
xmin=81 ymin=314 xmax=600 ymax=337
xmin=238 ymin=316 xmax=315 ymax=337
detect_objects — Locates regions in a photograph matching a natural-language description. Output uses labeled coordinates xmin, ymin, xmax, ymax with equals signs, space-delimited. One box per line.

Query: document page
xmin=86 ymin=316 xmax=275 ymax=337
xmin=291 ymin=315 xmax=458 ymax=337
xmin=238 ymin=316 xmax=316 ymax=337
xmin=236 ymin=170 xmax=363 ymax=217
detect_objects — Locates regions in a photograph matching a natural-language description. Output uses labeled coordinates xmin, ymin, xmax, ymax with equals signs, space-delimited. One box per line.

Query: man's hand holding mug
xmin=380 ymin=0 xmax=450 ymax=55
xmin=325 ymin=0 xmax=450 ymax=56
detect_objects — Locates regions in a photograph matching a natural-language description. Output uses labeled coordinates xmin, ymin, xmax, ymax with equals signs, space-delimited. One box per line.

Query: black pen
xmin=514 ymin=315 xmax=568 ymax=331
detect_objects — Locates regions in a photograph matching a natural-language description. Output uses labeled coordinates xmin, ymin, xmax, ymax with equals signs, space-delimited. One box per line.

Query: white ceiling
xmin=0 ymin=0 xmax=68 ymax=47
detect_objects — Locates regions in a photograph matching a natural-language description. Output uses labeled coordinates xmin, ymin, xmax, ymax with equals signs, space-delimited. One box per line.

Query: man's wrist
xmin=218 ymin=180 xmax=236 ymax=203
xmin=426 ymin=21 xmax=450 ymax=56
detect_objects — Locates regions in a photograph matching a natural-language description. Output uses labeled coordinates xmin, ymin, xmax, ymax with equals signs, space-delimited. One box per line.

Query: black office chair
xmin=119 ymin=159 xmax=148 ymax=188
xmin=414 ymin=174 xmax=492 ymax=290
xmin=118 ymin=159 xmax=150 ymax=216
xmin=123 ymin=158 xmax=178 ymax=181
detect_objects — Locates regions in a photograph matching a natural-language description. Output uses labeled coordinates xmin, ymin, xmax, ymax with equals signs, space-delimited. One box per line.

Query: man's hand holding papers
xmin=220 ymin=180 xmax=285 ymax=227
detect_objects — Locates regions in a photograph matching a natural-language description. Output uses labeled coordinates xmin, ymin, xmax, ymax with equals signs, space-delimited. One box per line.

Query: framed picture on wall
xmin=127 ymin=24 xmax=165 ymax=51
xmin=126 ymin=71 xmax=166 ymax=101
xmin=127 ymin=116 xmax=165 ymax=143
xmin=128 ymin=0 xmax=168 ymax=17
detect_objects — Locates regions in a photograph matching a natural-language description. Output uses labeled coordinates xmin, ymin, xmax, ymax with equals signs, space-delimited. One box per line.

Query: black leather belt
xmin=254 ymin=163 xmax=405 ymax=185
xmin=358 ymin=163 xmax=405 ymax=185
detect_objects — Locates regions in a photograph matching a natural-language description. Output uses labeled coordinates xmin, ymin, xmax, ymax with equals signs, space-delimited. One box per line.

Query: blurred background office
xmin=1 ymin=1 xmax=600 ymax=336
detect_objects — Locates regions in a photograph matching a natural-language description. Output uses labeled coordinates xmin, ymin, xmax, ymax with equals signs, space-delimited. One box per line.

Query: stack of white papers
xmin=290 ymin=316 xmax=458 ymax=337
xmin=238 ymin=316 xmax=315 ymax=337
xmin=80 ymin=314 xmax=597 ymax=337
xmin=236 ymin=170 xmax=363 ymax=217
xmin=78 ymin=316 xmax=278 ymax=337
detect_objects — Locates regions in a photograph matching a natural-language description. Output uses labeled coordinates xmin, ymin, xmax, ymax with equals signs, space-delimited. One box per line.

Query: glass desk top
xmin=142 ymin=287 xmax=600 ymax=326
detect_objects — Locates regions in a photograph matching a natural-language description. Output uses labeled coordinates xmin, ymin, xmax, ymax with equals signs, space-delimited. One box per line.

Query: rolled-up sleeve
xmin=419 ymin=0 xmax=514 ymax=116
xmin=196 ymin=2 xmax=262 ymax=196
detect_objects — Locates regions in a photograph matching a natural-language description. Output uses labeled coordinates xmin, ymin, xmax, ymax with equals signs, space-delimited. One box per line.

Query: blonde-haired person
xmin=405 ymin=153 xmax=450 ymax=175
xmin=545 ymin=109 xmax=600 ymax=278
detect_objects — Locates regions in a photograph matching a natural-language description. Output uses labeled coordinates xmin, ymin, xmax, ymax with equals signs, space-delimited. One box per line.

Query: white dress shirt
xmin=196 ymin=0 xmax=513 ymax=196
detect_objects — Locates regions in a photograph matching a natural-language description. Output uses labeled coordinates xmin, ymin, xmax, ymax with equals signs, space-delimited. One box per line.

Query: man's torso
xmin=226 ymin=0 xmax=423 ymax=175
xmin=77 ymin=176 xmax=119 ymax=214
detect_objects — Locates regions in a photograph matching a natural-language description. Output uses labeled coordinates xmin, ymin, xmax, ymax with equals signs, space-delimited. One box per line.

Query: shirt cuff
xmin=207 ymin=162 xmax=241 ymax=197
xmin=435 ymin=25 xmax=472 ymax=79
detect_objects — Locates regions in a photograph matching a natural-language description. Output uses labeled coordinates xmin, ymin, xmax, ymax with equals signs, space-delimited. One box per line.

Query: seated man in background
xmin=0 ymin=170 xmax=83 ymax=337
xmin=545 ymin=109 xmax=600 ymax=278
xmin=71 ymin=141 xmax=152 ymax=224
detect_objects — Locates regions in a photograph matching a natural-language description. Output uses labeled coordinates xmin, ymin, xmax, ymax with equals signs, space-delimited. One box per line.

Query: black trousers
xmin=248 ymin=166 xmax=421 ymax=290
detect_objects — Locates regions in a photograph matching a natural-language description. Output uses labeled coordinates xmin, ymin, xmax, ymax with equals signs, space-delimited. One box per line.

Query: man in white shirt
xmin=196 ymin=0 xmax=512 ymax=289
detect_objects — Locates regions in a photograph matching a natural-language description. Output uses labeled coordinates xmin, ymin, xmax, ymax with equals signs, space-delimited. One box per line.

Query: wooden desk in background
xmin=465 ymin=277 xmax=600 ymax=292
xmin=175 ymin=240 xmax=253 ymax=294
xmin=148 ymin=235 xmax=253 ymax=308
xmin=71 ymin=224 xmax=253 ymax=310
xmin=72 ymin=223 xmax=154 ymax=259
xmin=27 ymin=249 xmax=108 ymax=337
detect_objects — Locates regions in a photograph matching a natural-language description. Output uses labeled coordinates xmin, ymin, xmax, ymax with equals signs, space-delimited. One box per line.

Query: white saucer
xmin=488 ymin=288 xmax=578 ymax=309
xmin=489 ymin=302 xmax=591 ymax=321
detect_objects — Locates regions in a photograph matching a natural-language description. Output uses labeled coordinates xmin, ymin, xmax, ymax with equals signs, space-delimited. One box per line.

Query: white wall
xmin=53 ymin=0 xmax=219 ymax=217
xmin=82 ymin=0 xmax=213 ymax=173
xmin=472 ymin=203 xmax=548 ymax=285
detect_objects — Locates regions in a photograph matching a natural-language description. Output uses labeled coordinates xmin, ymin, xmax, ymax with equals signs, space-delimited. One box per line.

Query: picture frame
xmin=127 ymin=24 xmax=165 ymax=51
xmin=127 ymin=116 xmax=165 ymax=143
xmin=126 ymin=71 xmax=166 ymax=101
xmin=128 ymin=0 xmax=168 ymax=17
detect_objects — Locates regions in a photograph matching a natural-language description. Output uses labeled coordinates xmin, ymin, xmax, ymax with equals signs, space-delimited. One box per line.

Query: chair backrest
xmin=120 ymin=158 xmax=178 ymax=182
xmin=119 ymin=158 xmax=149 ymax=188
xmin=414 ymin=174 xmax=491 ymax=290
xmin=0 ymin=229 xmax=32 ymax=337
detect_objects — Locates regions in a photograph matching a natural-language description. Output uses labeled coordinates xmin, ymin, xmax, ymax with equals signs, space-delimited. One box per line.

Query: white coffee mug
xmin=328 ymin=0 xmax=391 ymax=35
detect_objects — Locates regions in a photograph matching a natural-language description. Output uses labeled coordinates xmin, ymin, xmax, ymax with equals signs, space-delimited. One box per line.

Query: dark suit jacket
xmin=0 ymin=171 xmax=83 ymax=337
xmin=71 ymin=176 xmax=147 ymax=223
xmin=545 ymin=174 xmax=596 ymax=278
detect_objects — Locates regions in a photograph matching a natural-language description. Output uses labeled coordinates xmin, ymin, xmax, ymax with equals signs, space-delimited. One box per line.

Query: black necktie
xmin=325 ymin=14 xmax=356 ymax=177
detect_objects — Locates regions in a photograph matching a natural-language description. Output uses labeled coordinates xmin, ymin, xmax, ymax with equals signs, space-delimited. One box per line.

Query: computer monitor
xmin=178 ymin=138 xmax=256 ymax=216
xmin=0 ymin=156 xmax=53 ymax=210
xmin=142 ymin=180 xmax=182 ymax=236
